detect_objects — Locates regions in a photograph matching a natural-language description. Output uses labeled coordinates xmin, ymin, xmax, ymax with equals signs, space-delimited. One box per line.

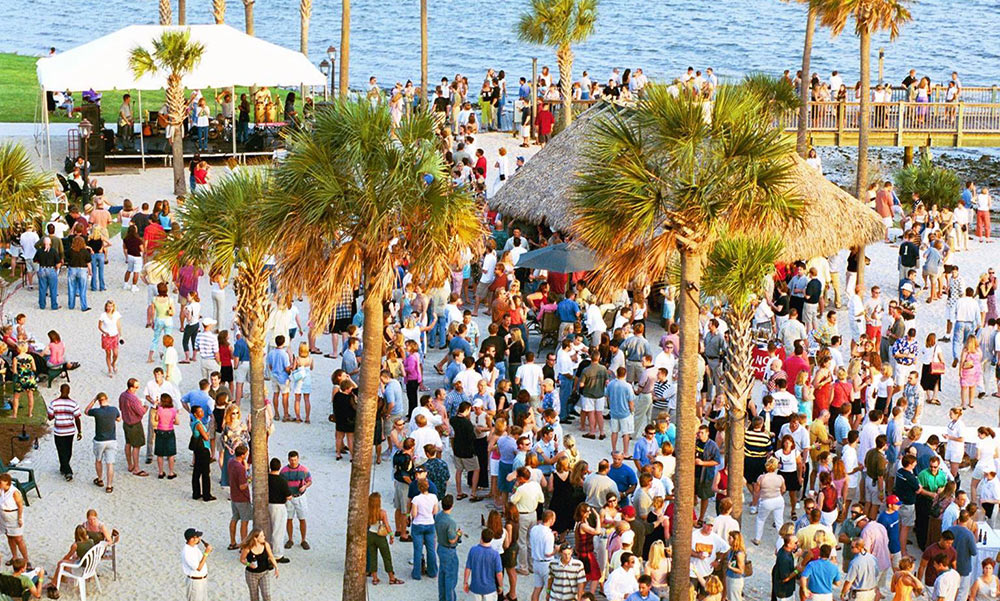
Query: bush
xmin=893 ymin=157 xmax=962 ymax=211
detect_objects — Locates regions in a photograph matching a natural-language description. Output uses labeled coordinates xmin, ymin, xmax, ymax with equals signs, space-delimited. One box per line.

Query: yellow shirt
xmin=809 ymin=419 xmax=831 ymax=462
xmin=509 ymin=480 xmax=544 ymax=514
xmin=796 ymin=522 xmax=836 ymax=555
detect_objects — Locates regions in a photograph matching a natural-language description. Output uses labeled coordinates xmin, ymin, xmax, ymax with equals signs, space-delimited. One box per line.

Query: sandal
xmin=389 ymin=578 xmax=404 ymax=585
xmin=399 ymin=535 xmax=412 ymax=542
xmin=456 ymin=493 xmax=468 ymax=500
xmin=228 ymin=543 xmax=240 ymax=551
xmin=168 ymin=473 xmax=177 ymax=479
xmin=93 ymin=478 xmax=104 ymax=487
xmin=371 ymin=576 xmax=380 ymax=585
xmin=134 ymin=470 xmax=149 ymax=477
xmin=158 ymin=473 xmax=166 ymax=479
xmin=105 ymin=486 xmax=113 ymax=493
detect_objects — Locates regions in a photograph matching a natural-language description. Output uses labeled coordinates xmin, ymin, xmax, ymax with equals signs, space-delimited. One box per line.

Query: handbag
xmin=376 ymin=522 xmax=391 ymax=537
xmin=930 ymin=361 xmax=946 ymax=375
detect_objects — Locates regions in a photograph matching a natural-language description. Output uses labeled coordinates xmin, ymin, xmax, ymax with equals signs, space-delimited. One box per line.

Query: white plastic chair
xmin=100 ymin=530 xmax=119 ymax=580
xmin=55 ymin=541 xmax=106 ymax=601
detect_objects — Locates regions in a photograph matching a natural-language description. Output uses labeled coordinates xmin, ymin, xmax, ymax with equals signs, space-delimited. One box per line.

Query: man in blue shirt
xmin=232 ymin=332 xmax=250 ymax=403
xmin=608 ymin=452 xmax=638 ymax=507
xmin=877 ymin=495 xmax=902 ymax=556
xmin=463 ymin=529 xmax=502 ymax=597
xmin=181 ymin=379 xmax=213 ymax=424
xmin=533 ymin=427 xmax=559 ymax=476
xmin=962 ymin=181 xmax=975 ymax=209
xmin=266 ymin=335 xmax=292 ymax=420
xmin=556 ymin=291 xmax=581 ymax=324
xmin=442 ymin=349 xmax=465 ymax=391
xmin=799 ymin=544 xmax=842 ymax=597
xmin=605 ymin=367 xmax=636 ymax=457
xmin=380 ymin=370 xmax=406 ymax=420
xmin=947 ymin=510 xmax=979 ymax=598
xmin=518 ymin=77 xmax=530 ymax=102
xmin=632 ymin=425 xmax=659 ymax=471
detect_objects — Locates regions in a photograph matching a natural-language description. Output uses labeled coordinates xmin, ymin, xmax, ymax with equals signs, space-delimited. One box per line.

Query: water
xmin=4 ymin=0 xmax=1000 ymax=89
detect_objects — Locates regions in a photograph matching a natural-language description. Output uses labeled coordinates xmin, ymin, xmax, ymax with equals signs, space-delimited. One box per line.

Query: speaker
xmin=76 ymin=103 xmax=106 ymax=172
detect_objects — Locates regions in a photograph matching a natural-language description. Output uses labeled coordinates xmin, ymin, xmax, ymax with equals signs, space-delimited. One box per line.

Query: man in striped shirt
xmin=47 ymin=384 xmax=82 ymax=480
xmin=546 ymin=543 xmax=585 ymax=601
xmin=195 ymin=318 xmax=220 ymax=380
xmin=280 ymin=451 xmax=313 ymax=551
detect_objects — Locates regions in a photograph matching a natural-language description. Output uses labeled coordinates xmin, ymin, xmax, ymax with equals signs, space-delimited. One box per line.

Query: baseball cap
xmin=472 ymin=399 xmax=484 ymax=408
xmin=621 ymin=506 xmax=636 ymax=519
xmin=201 ymin=318 xmax=218 ymax=327
xmin=184 ymin=528 xmax=203 ymax=541
xmin=886 ymin=495 xmax=900 ymax=506
xmin=901 ymin=283 xmax=914 ymax=292
xmin=414 ymin=466 xmax=427 ymax=473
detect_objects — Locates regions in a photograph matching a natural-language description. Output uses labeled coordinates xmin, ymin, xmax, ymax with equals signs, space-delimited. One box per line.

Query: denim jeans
xmin=90 ymin=252 xmax=105 ymax=290
xmin=410 ymin=523 xmax=437 ymax=580
xmin=437 ymin=545 xmax=458 ymax=601
xmin=237 ymin=120 xmax=249 ymax=144
xmin=67 ymin=267 xmax=88 ymax=310
xmin=430 ymin=315 xmax=448 ymax=348
xmin=953 ymin=321 xmax=975 ymax=361
xmin=37 ymin=267 xmax=58 ymax=309
xmin=558 ymin=374 xmax=575 ymax=420
xmin=151 ymin=317 xmax=171 ymax=352
xmin=198 ymin=126 xmax=208 ymax=150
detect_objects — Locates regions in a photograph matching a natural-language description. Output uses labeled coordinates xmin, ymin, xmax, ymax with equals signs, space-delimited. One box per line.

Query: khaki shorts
xmin=476 ymin=282 xmax=490 ymax=299
xmin=123 ymin=422 xmax=145 ymax=448
xmin=393 ymin=480 xmax=409 ymax=513
xmin=454 ymin=455 xmax=480 ymax=473
xmin=610 ymin=416 xmax=634 ymax=434
xmin=898 ymin=502 xmax=916 ymax=527
xmin=579 ymin=396 xmax=606 ymax=413
xmin=231 ymin=501 xmax=252 ymax=522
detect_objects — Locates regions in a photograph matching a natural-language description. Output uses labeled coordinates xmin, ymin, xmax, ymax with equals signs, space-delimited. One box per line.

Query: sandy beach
xmin=0 ymin=127 xmax=996 ymax=601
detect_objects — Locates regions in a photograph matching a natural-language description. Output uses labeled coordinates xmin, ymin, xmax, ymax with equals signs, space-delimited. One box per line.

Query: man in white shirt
xmin=512 ymin=467 xmax=546 ymax=575
xmin=850 ymin=285 xmax=866 ymax=342
xmin=829 ymin=70 xmax=844 ymax=94
xmin=780 ymin=309 xmax=807 ymax=351
xmin=953 ymin=288 xmax=981 ymax=363
xmin=515 ymin=353 xmax=545 ymax=403
xmin=930 ymin=557 xmax=960 ymax=601
xmin=19 ymin=225 xmax=39 ymax=289
xmin=603 ymin=552 xmax=639 ymax=601
xmin=474 ymin=243 xmax=497 ymax=316
xmin=410 ymin=414 xmax=442 ymax=464
xmin=690 ymin=519 xmax=730 ymax=582
xmin=454 ymin=358 xmax=484 ymax=394
xmin=529 ymin=511 xmax=557 ymax=601
xmin=585 ymin=303 xmax=607 ymax=341
xmin=181 ymin=528 xmax=212 ymax=601
xmin=142 ymin=367 xmax=181 ymax=464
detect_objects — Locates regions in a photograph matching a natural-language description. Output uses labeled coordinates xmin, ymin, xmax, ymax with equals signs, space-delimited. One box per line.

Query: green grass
xmin=0 ymin=52 xmax=259 ymax=123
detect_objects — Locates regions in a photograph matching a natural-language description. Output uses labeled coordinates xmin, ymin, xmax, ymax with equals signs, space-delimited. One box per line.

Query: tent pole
xmin=231 ymin=86 xmax=237 ymax=159
xmin=138 ymin=89 xmax=146 ymax=170
xmin=41 ymin=86 xmax=52 ymax=169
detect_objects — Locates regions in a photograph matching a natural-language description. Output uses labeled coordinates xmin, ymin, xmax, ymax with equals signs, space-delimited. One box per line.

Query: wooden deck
xmin=780 ymin=100 xmax=1000 ymax=148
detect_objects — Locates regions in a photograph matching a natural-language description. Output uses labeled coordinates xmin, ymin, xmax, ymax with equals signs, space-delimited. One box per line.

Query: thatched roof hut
xmin=488 ymin=104 xmax=885 ymax=261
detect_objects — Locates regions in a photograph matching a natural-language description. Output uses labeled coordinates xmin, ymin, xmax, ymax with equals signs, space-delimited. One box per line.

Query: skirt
xmin=101 ymin=334 xmax=119 ymax=351
xmin=2 ymin=510 xmax=22 ymax=537
xmin=220 ymin=365 xmax=234 ymax=384
xmin=154 ymin=429 xmax=177 ymax=457
xmin=781 ymin=470 xmax=801 ymax=492
xmin=920 ymin=363 xmax=941 ymax=392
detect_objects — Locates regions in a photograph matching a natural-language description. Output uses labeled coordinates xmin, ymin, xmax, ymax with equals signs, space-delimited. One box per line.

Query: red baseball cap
xmin=622 ymin=506 xmax=636 ymax=519
xmin=886 ymin=495 xmax=900 ymax=506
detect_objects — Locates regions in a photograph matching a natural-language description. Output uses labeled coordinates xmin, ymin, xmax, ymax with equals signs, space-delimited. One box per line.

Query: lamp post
xmin=327 ymin=46 xmax=337 ymax=97
xmin=319 ymin=60 xmax=330 ymax=101
xmin=78 ymin=117 xmax=93 ymax=203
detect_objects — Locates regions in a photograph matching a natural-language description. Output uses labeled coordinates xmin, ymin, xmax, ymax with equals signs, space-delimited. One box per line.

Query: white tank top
xmin=778 ymin=448 xmax=798 ymax=473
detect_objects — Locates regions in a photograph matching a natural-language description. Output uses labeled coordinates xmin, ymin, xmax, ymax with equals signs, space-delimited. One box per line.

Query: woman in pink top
xmin=152 ymin=393 xmax=180 ymax=478
xmin=403 ymin=340 xmax=422 ymax=416
xmin=43 ymin=330 xmax=66 ymax=367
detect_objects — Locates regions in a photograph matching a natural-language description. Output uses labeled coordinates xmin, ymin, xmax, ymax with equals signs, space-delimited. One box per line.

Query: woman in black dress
xmin=549 ymin=457 xmax=581 ymax=534
xmin=332 ymin=378 xmax=358 ymax=460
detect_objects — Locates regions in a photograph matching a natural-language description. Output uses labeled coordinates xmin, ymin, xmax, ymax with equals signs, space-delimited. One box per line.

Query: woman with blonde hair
xmin=98 ymin=299 xmax=122 ymax=377
xmin=752 ymin=456 xmax=786 ymax=545
xmin=646 ymin=540 xmax=671 ymax=598
xmin=10 ymin=342 xmax=36 ymax=419
xmin=945 ymin=407 xmax=967 ymax=477
xmin=86 ymin=228 xmax=109 ymax=291
xmin=702 ymin=575 xmax=724 ymax=601
xmin=147 ymin=282 xmax=175 ymax=363
xmin=161 ymin=334 xmax=181 ymax=386
xmin=220 ymin=402 xmax=249 ymax=486
xmin=487 ymin=417 xmax=508 ymax=507
xmin=290 ymin=342 xmax=314 ymax=423
xmin=239 ymin=528 xmax=278 ymax=601
xmin=366 ymin=492 xmax=402 ymax=585
xmin=960 ymin=336 xmax=983 ymax=409
xmin=890 ymin=556 xmax=924 ymax=601
xmin=725 ymin=531 xmax=747 ymax=601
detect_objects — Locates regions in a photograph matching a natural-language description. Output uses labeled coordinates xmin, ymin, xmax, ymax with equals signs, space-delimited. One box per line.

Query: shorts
xmin=696 ymin=479 xmax=714 ymax=500
xmin=532 ymin=560 xmax=551 ymax=588
xmin=331 ymin=317 xmax=352 ymax=335
xmin=236 ymin=362 xmax=250 ymax=384
xmin=579 ymin=396 xmax=606 ymax=413
xmin=126 ymin=255 xmax=143 ymax=273
xmin=101 ymin=334 xmax=119 ymax=351
xmin=945 ymin=444 xmax=965 ymax=463
xmin=93 ymin=440 xmax=117 ymax=464
xmin=231 ymin=501 xmax=252 ymax=522
xmin=1 ymin=511 xmax=22 ymax=537
xmin=609 ymin=416 xmax=635 ymax=434
xmin=882 ymin=216 xmax=892 ymax=228
xmin=273 ymin=379 xmax=291 ymax=394
xmin=123 ymin=422 xmax=145 ymax=448
xmin=393 ymin=480 xmax=409 ymax=513
xmin=475 ymin=282 xmax=490 ymax=299
xmin=898 ymin=503 xmax=915 ymax=527
xmin=894 ymin=367 xmax=913 ymax=387
xmin=23 ymin=260 xmax=37 ymax=274
xmin=454 ymin=455 xmax=479 ymax=473
xmin=489 ymin=457 xmax=499 ymax=476
xmin=864 ymin=477 xmax=881 ymax=503
xmin=286 ymin=495 xmax=307 ymax=520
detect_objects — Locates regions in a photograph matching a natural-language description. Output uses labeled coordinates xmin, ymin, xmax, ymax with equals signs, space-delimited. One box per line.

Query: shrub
xmin=893 ymin=157 xmax=962 ymax=211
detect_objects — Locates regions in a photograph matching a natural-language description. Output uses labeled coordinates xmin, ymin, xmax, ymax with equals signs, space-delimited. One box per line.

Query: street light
xmin=319 ymin=60 xmax=330 ymax=101
xmin=327 ymin=45 xmax=337 ymax=97
xmin=78 ymin=117 xmax=93 ymax=202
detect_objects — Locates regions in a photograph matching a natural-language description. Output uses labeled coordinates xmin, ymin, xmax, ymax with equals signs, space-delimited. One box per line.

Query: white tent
xmin=35 ymin=24 xmax=326 ymax=167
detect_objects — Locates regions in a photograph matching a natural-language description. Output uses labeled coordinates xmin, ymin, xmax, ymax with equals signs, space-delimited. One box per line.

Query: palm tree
xmin=154 ymin=169 xmax=274 ymax=532
xmin=300 ymin=0 xmax=312 ymax=57
xmin=242 ymin=0 xmax=255 ymax=35
xmin=516 ymin=0 xmax=598 ymax=130
xmin=178 ymin=0 xmax=186 ymax=25
xmin=0 ymin=142 xmax=51 ymax=234
xmin=213 ymin=0 xmax=226 ymax=23
xmin=816 ymin=0 xmax=912 ymax=288
xmin=129 ymin=30 xmax=205 ymax=196
xmin=743 ymin=72 xmax=801 ymax=118
xmin=261 ymin=99 xmax=483 ymax=601
xmin=158 ymin=0 xmax=172 ymax=25
xmin=702 ymin=234 xmax=782 ymax=524
xmin=339 ymin=0 xmax=350 ymax=96
xmin=783 ymin=0 xmax=818 ymax=157
xmin=573 ymin=84 xmax=803 ymax=601
xmin=420 ymin=0 xmax=428 ymax=110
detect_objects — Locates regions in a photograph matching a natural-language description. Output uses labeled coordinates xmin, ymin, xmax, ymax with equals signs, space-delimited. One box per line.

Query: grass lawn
xmin=0 ymin=52 xmax=259 ymax=124
xmin=0 ymin=385 xmax=50 ymax=464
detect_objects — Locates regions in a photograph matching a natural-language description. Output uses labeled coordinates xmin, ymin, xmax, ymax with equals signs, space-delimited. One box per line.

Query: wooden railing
xmin=838 ymin=85 xmax=1000 ymax=104
xmin=780 ymin=101 xmax=1000 ymax=137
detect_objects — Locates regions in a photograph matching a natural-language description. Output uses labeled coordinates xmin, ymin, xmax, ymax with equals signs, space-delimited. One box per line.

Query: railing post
xmin=896 ymin=101 xmax=905 ymax=146
xmin=993 ymin=85 xmax=998 ymax=104
xmin=956 ymin=102 xmax=965 ymax=147
xmin=837 ymin=101 xmax=845 ymax=145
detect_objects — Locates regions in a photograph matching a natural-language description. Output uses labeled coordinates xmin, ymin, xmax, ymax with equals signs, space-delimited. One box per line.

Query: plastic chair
xmin=100 ymin=530 xmax=119 ymax=580
xmin=0 ymin=459 xmax=40 ymax=506
xmin=55 ymin=541 xmax=106 ymax=601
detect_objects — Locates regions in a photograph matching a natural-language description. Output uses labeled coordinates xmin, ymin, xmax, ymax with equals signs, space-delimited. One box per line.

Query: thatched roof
xmin=489 ymin=104 xmax=885 ymax=260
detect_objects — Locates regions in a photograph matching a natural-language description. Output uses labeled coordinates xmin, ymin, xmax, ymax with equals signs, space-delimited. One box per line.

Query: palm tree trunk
xmin=670 ymin=246 xmax=703 ymax=601
xmin=796 ymin=6 xmax=815 ymax=158
xmin=420 ymin=0 xmax=428 ymax=111
xmin=213 ymin=0 xmax=226 ymax=24
xmin=237 ymin=266 xmax=271 ymax=532
xmin=178 ymin=0 xmax=186 ymax=25
xmin=243 ymin=0 xmax=255 ymax=36
xmin=342 ymin=287 xmax=383 ymax=601
xmin=166 ymin=77 xmax=186 ymax=196
xmin=556 ymin=45 xmax=573 ymax=131
xmin=158 ymin=0 xmax=172 ymax=25
xmin=723 ymin=309 xmax=754 ymax=524
xmin=338 ymin=0 xmax=350 ymax=97
xmin=855 ymin=27 xmax=872 ymax=291
xmin=300 ymin=0 xmax=311 ymax=56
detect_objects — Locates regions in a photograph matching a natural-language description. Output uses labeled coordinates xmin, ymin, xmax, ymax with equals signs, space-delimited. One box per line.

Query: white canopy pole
xmin=138 ymin=89 xmax=146 ymax=170
xmin=41 ymin=86 xmax=52 ymax=169
xmin=231 ymin=86 xmax=237 ymax=159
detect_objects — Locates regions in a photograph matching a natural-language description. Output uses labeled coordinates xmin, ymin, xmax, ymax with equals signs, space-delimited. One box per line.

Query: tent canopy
xmin=36 ymin=24 xmax=326 ymax=91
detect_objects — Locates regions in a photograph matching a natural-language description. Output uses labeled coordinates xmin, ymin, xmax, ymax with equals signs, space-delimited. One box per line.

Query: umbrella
xmin=515 ymin=243 xmax=595 ymax=273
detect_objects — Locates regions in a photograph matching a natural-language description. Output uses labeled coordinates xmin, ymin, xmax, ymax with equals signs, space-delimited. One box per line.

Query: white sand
xmin=0 ymin=127 xmax=995 ymax=600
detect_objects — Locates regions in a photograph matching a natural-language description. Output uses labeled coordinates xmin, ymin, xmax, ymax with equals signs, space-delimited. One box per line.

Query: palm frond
xmin=0 ymin=142 xmax=51 ymax=229
xmin=814 ymin=0 xmax=913 ymax=39
xmin=702 ymin=234 xmax=783 ymax=312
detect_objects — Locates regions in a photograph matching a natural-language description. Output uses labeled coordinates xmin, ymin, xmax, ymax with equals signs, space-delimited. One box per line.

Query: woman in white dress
xmin=0 ymin=474 xmax=28 ymax=568
xmin=972 ymin=427 xmax=999 ymax=503
xmin=970 ymin=558 xmax=1000 ymax=601
xmin=945 ymin=407 xmax=967 ymax=478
